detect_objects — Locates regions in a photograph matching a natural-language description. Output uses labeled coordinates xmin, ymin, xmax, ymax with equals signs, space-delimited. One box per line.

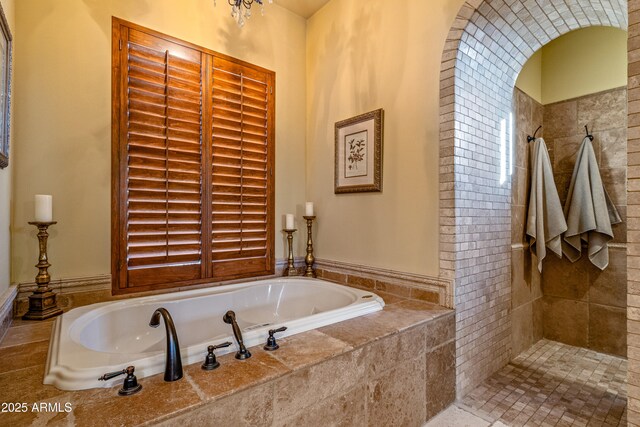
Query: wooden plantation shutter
xmin=210 ymin=57 xmax=274 ymax=279
xmin=112 ymin=18 xmax=274 ymax=294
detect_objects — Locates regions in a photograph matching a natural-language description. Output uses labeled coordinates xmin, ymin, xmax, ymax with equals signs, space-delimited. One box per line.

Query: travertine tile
xmin=542 ymin=297 xmax=589 ymax=347
xmin=460 ymin=340 xmax=627 ymax=427
xmin=184 ymin=347 xmax=290 ymax=399
xmin=589 ymin=304 xmax=627 ymax=357
xmin=0 ymin=339 xmax=50 ymax=374
xmin=511 ymin=303 xmax=534 ymax=357
xmin=0 ymin=365 xmax=66 ymax=404
xmin=411 ymin=288 xmax=440 ymax=304
xmin=426 ymin=341 xmax=456 ymax=420
xmin=317 ymin=311 xmax=401 ymax=348
xmin=0 ymin=321 xmax=53 ymax=349
xmin=599 ymin=128 xmax=628 ymax=169
xmin=367 ymin=325 xmax=425 ymax=379
xmin=375 ymin=280 xmax=412 ymax=298
xmin=577 ymin=88 xmax=627 ymax=133
xmin=272 ymin=348 xmax=367 ymax=418
xmin=70 ymin=371 xmax=203 ymax=426
xmin=368 ymin=356 xmax=427 ymax=427
xmin=600 ymin=167 xmax=627 ymax=206
xmin=274 ymin=385 xmax=366 ymax=427
xmin=268 ymin=329 xmax=352 ymax=371
xmin=154 ymin=382 xmax=273 ymax=427
xmin=424 ymin=312 xmax=455 ymax=350
xmin=423 ymin=404 xmax=490 ymax=427
xmin=541 ymin=255 xmax=589 ymax=301
xmin=544 ymin=100 xmax=577 ymax=138
xmin=590 ymin=247 xmax=627 ymax=308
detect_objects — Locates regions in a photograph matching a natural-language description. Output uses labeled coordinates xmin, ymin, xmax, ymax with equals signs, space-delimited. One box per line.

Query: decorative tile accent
xmin=315 ymin=258 xmax=451 ymax=307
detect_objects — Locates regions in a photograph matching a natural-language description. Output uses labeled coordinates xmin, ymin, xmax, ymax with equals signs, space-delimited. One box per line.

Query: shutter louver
xmin=124 ymin=30 xmax=204 ymax=288
xmin=113 ymin=20 xmax=274 ymax=293
xmin=210 ymin=57 xmax=272 ymax=278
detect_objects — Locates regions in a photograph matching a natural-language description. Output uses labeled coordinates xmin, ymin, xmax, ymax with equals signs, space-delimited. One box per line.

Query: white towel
xmin=526 ymin=138 xmax=568 ymax=272
xmin=562 ymin=136 xmax=621 ymax=270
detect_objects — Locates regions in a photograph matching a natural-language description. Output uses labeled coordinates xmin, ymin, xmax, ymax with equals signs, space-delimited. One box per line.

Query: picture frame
xmin=0 ymin=2 xmax=11 ymax=170
xmin=334 ymin=108 xmax=383 ymax=194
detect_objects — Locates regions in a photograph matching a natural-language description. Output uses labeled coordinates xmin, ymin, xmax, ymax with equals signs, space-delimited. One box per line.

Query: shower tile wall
xmin=512 ymin=88 xmax=544 ymax=358
xmin=513 ymin=87 xmax=627 ymax=359
xmin=542 ymin=87 xmax=627 ymax=358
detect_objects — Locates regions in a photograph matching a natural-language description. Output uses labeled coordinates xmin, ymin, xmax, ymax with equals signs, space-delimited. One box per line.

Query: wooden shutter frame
xmin=111 ymin=17 xmax=275 ymax=295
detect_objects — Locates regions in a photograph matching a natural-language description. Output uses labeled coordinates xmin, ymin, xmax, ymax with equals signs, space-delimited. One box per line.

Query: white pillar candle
xmin=305 ymin=202 xmax=314 ymax=216
xmin=285 ymin=214 xmax=294 ymax=230
xmin=35 ymin=195 xmax=53 ymax=222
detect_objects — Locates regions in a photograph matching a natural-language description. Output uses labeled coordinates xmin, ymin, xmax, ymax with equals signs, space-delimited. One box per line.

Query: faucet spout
xmin=149 ymin=307 xmax=183 ymax=382
xmin=223 ymin=310 xmax=251 ymax=360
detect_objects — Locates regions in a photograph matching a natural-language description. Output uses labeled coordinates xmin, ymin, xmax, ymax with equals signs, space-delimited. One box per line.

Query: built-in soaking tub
xmin=44 ymin=278 xmax=384 ymax=391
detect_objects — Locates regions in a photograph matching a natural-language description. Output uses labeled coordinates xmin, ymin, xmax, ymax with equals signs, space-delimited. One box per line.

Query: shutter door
xmin=120 ymin=29 xmax=205 ymax=288
xmin=210 ymin=57 xmax=273 ymax=278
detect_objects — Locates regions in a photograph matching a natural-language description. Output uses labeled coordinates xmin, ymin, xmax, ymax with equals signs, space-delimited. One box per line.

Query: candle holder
xmin=22 ymin=221 xmax=63 ymax=320
xmin=283 ymin=229 xmax=298 ymax=277
xmin=303 ymin=216 xmax=316 ymax=278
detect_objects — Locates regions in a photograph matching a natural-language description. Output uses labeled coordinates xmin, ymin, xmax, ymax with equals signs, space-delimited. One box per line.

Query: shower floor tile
xmin=427 ymin=339 xmax=627 ymax=427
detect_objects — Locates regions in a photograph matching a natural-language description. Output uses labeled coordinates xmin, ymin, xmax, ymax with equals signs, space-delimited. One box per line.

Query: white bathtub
xmin=44 ymin=278 xmax=384 ymax=391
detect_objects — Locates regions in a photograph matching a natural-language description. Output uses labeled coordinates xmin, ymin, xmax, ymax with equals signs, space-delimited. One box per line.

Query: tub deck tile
xmin=267 ymin=329 xmax=353 ymax=371
xmin=0 ymin=297 xmax=454 ymax=426
xmin=0 ymin=321 xmax=53 ymax=349
xmin=317 ymin=311 xmax=401 ymax=348
xmin=0 ymin=365 xmax=66 ymax=404
xmin=66 ymin=370 xmax=204 ymax=427
xmin=0 ymin=340 xmax=51 ymax=375
xmin=184 ymin=347 xmax=290 ymax=399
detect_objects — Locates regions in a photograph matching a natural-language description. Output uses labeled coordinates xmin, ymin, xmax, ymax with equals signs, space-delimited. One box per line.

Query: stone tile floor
xmin=425 ymin=339 xmax=627 ymax=427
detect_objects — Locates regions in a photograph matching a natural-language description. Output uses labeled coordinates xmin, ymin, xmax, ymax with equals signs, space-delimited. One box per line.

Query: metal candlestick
xmin=283 ymin=229 xmax=298 ymax=276
xmin=23 ymin=221 xmax=63 ymax=320
xmin=303 ymin=216 xmax=316 ymax=278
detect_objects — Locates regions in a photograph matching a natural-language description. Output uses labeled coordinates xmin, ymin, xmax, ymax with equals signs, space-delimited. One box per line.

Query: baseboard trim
xmin=13 ymin=257 xmax=452 ymax=315
xmin=17 ymin=274 xmax=111 ymax=301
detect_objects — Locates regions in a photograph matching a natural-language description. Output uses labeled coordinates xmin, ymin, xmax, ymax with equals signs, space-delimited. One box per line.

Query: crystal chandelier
xmin=214 ymin=0 xmax=273 ymax=27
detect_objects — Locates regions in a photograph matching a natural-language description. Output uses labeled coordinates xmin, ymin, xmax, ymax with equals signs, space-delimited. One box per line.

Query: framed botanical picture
xmin=0 ymin=3 xmax=10 ymax=169
xmin=334 ymin=109 xmax=383 ymax=193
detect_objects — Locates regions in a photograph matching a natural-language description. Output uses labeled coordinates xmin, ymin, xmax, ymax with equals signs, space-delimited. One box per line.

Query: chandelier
xmin=214 ymin=0 xmax=273 ymax=27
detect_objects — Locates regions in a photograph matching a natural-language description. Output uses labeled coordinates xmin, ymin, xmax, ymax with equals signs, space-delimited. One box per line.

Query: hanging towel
xmin=562 ymin=136 xmax=622 ymax=270
xmin=526 ymin=137 xmax=567 ymax=272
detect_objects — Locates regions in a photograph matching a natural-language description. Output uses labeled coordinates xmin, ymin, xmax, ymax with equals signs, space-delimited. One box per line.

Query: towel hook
xmin=527 ymin=125 xmax=542 ymax=143
xmin=585 ymin=125 xmax=594 ymax=141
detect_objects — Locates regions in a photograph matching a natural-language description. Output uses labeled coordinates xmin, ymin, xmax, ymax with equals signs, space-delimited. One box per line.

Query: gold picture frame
xmin=334 ymin=109 xmax=383 ymax=194
xmin=0 ymin=2 xmax=11 ymax=170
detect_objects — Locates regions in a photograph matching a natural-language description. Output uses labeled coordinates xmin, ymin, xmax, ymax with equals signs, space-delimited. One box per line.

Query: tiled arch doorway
xmin=438 ymin=0 xmax=628 ymax=397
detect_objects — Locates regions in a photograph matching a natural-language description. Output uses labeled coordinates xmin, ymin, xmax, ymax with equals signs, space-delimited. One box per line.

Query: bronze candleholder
xmin=303 ymin=216 xmax=316 ymax=278
xmin=23 ymin=221 xmax=63 ymax=320
xmin=283 ymin=229 xmax=298 ymax=276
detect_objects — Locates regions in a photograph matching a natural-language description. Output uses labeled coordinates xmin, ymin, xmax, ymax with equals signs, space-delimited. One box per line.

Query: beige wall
xmin=305 ymin=0 xmax=465 ymax=277
xmin=515 ymin=50 xmax=542 ymax=104
xmin=12 ymin=0 xmax=307 ymax=283
xmin=0 ymin=0 xmax=14 ymax=294
xmin=516 ymin=26 xmax=627 ymax=105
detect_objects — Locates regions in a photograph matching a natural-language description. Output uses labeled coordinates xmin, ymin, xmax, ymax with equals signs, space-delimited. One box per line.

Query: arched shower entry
xmin=438 ymin=0 xmax=628 ymax=399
